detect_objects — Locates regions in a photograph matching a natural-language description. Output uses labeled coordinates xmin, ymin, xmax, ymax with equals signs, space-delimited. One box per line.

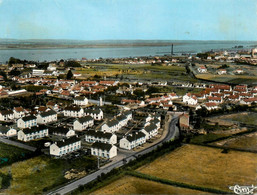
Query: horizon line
xmin=0 ymin=38 xmax=257 ymax=42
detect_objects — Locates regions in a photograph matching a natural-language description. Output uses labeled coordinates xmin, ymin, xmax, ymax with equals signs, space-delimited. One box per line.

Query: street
xmin=47 ymin=116 xmax=179 ymax=195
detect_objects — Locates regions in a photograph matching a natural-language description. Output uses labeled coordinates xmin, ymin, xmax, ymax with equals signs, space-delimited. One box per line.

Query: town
xmin=0 ymin=47 xmax=256 ymax=194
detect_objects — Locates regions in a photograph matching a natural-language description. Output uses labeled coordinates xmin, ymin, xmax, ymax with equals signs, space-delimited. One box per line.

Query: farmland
xmin=0 ymin=155 xmax=97 ymax=194
xmin=213 ymin=132 xmax=257 ymax=151
xmin=0 ymin=142 xmax=33 ymax=167
xmin=75 ymin=63 xmax=198 ymax=82
xmin=137 ymin=144 xmax=257 ymax=192
xmin=90 ymin=175 xmax=210 ymax=195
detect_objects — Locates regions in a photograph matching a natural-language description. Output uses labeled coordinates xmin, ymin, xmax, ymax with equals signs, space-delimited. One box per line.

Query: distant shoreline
xmin=0 ymin=43 xmax=184 ymax=50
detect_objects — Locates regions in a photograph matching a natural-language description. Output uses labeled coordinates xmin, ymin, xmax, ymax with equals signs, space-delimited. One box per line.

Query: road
xmin=0 ymin=137 xmax=37 ymax=152
xmin=48 ymin=116 xmax=179 ymax=195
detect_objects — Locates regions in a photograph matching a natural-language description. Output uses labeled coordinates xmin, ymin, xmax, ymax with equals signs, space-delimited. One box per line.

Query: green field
xmin=213 ymin=133 xmax=257 ymax=151
xmin=195 ymin=74 xmax=257 ymax=84
xmin=189 ymin=133 xmax=228 ymax=144
xmin=91 ymin=175 xmax=211 ymax=195
xmin=76 ymin=63 xmax=198 ymax=82
xmin=137 ymin=144 xmax=257 ymax=192
xmin=0 ymin=142 xmax=33 ymax=167
xmin=228 ymin=112 xmax=257 ymax=125
xmin=0 ymin=155 xmax=97 ymax=194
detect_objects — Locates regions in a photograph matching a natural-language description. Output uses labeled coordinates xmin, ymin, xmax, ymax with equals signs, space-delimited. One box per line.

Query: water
xmin=0 ymin=40 xmax=256 ymax=63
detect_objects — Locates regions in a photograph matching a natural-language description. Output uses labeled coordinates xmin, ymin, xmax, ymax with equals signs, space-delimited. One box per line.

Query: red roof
xmin=99 ymin=81 xmax=117 ymax=85
xmin=208 ymin=96 xmax=221 ymax=101
xmin=205 ymin=102 xmax=217 ymax=107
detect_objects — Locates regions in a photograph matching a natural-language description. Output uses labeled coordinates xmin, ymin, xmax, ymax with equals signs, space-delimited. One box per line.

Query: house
xmin=73 ymin=116 xmax=94 ymax=131
xmin=217 ymin=69 xmax=227 ymax=75
xmin=101 ymin=119 xmax=119 ymax=133
xmin=84 ymin=108 xmax=103 ymax=120
xmin=91 ymin=142 xmax=117 ymax=159
xmin=73 ymin=96 xmax=88 ymax=106
xmin=37 ymin=110 xmax=57 ymax=124
xmin=50 ymin=136 xmax=81 ymax=157
xmin=0 ymin=126 xmax=17 ymax=137
xmin=234 ymin=69 xmax=244 ymax=74
xmin=208 ymin=96 xmax=223 ymax=103
xmin=99 ymin=80 xmax=119 ymax=86
xmin=179 ymin=113 xmax=190 ymax=130
xmin=17 ymin=125 xmax=48 ymax=142
xmin=119 ymin=132 xmax=146 ymax=150
xmin=46 ymin=101 xmax=59 ymax=111
xmin=240 ymin=98 xmax=257 ymax=105
xmin=183 ymin=93 xmax=198 ymax=105
xmin=49 ymin=127 xmax=75 ymax=138
xmin=13 ymin=107 xmax=25 ymax=119
xmin=85 ymin=130 xmax=117 ymax=144
xmin=0 ymin=110 xmax=14 ymax=121
xmin=80 ymin=81 xmax=98 ymax=86
xmin=198 ymin=66 xmax=207 ymax=73
xmin=141 ymin=123 xmax=158 ymax=140
xmin=203 ymin=102 xmax=219 ymax=111
xmin=17 ymin=115 xmax=37 ymax=129
xmin=63 ymin=106 xmax=84 ymax=118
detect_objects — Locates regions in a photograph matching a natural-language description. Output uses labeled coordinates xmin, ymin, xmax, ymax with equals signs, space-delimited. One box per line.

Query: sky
xmin=0 ymin=0 xmax=256 ymax=41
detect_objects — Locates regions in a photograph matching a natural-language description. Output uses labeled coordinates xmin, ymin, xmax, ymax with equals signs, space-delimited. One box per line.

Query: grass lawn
xmin=228 ymin=112 xmax=257 ymax=125
xmin=0 ymin=142 xmax=33 ymax=167
xmin=137 ymin=144 xmax=257 ymax=192
xmin=195 ymin=74 xmax=257 ymax=84
xmin=90 ymin=176 xmax=210 ymax=195
xmin=0 ymin=155 xmax=97 ymax=194
xmin=189 ymin=133 xmax=228 ymax=144
xmin=78 ymin=63 xmax=198 ymax=82
xmin=213 ymin=133 xmax=257 ymax=151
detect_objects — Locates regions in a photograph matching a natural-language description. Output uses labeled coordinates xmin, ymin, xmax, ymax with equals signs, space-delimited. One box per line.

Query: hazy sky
xmin=0 ymin=0 xmax=256 ymax=41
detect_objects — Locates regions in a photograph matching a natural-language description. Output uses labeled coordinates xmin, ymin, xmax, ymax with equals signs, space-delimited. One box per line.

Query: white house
xmin=63 ymin=106 xmax=84 ymax=118
xmin=50 ymin=136 xmax=81 ymax=157
xmin=0 ymin=110 xmax=14 ymax=121
xmin=141 ymin=123 xmax=158 ymax=140
xmin=91 ymin=142 xmax=117 ymax=159
xmin=85 ymin=130 xmax=117 ymax=144
xmin=36 ymin=110 xmax=57 ymax=124
xmin=73 ymin=116 xmax=94 ymax=131
xmin=73 ymin=96 xmax=88 ymax=106
xmin=84 ymin=108 xmax=103 ymax=120
xmin=17 ymin=125 xmax=48 ymax=142
xmin=49 ymin=127 xmax=75 ymax=138
xmin=0 ymin=126 xmax=17 ymax=137
xmin=13 ymin=107 xmax=25 ymax=119
xmin=203 ymin=102 xmax=219 ymax=111
xmin=198 ymin=66 xmax=207 ymax=73
xmin=101 ymin=119 xmax=119 ymax=133
xmin=119 ymin=132 xmax=146 ymax=150
xmin=17 ymin=115 xmax=37 ymax=129
xmin=183 ymin=93 xmax=198 ymax=105
xmin=217 ymin=69 xmax=227 ymax=75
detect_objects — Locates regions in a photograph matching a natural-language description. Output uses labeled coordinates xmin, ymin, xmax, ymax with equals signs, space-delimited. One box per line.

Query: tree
xmin=66 ymin=70 xmax=73 ymax=79
xmin=65 ymin=61 xmax=81 ymax=68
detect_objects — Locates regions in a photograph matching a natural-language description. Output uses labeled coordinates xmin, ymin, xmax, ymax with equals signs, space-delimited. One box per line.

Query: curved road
xmin=48 ymin=116 xmax=179 ymax=195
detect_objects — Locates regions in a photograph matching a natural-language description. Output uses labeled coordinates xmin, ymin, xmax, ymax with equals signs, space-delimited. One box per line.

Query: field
xmin=195 ymin=74 xmax=257 ymax=84
xmin=90 ymin=176 xmax=210 ymax=195
xmin=189 ymin=133 xmax=228 ymax=144
xmin=76 ymin=63 xmax=198 ymax=82
xmin=0 ymin=155 xmax=97 ymax=194
xmin=0 ymin=142 xmax=33 ymax=167
xmin=213 ymin=132 xmax=257 ymax=151
xmin=137 ymin=144 xmax=257 ymax=192
xmin=207 ymin=112 xmax=257 ymax=126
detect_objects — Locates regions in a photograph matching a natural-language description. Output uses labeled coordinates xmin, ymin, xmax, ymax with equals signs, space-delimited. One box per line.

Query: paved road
xmin=48 ymin=116 xmax=179 ymax=195
xmin=0 ymin=137 xmax=37 ymax=152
